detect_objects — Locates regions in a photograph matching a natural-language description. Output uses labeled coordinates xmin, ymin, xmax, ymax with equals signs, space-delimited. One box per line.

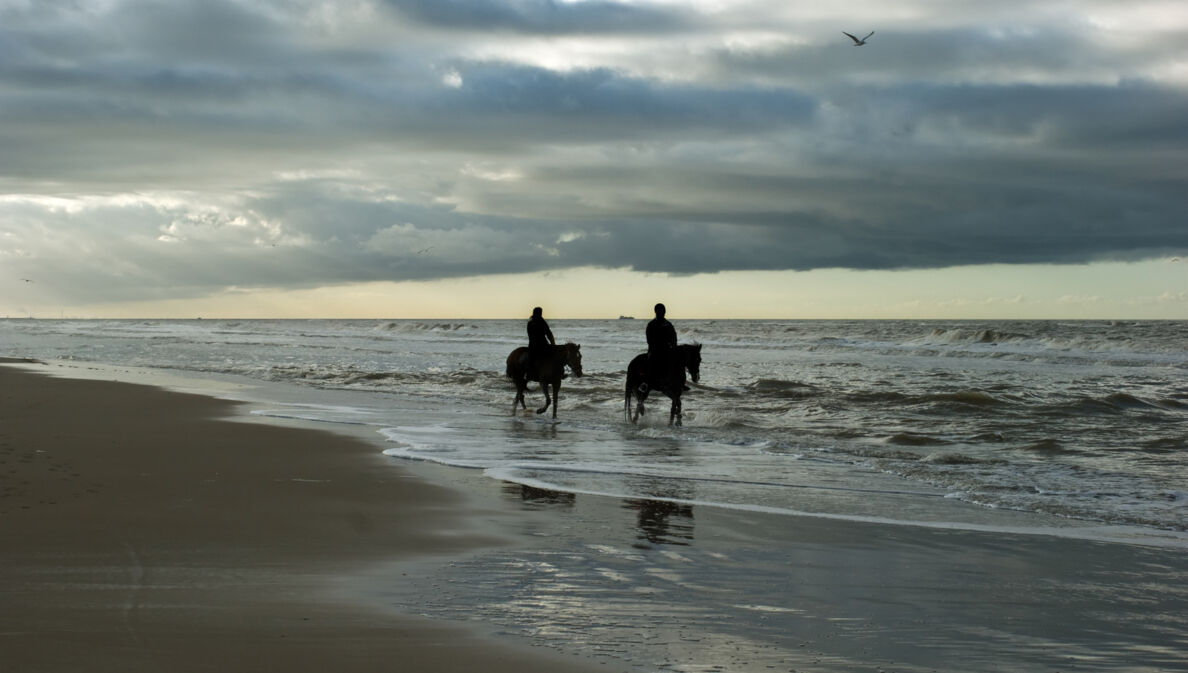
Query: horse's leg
xmin=512 ymin=375 xmax=528 ymax=414
xmin=552 ymin=382 xmax=559 ymax=419
xmin=625 ymin=376 xmax=639 ymax=423
xmin=669 ymin=395 xmax=682 ymax=427
xmin=536 ymin=379 xmax=552 ymax=415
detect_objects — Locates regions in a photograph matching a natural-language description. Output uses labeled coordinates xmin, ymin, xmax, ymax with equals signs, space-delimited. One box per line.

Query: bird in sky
xmin=843 ymin=31 xmax=875 ymax=46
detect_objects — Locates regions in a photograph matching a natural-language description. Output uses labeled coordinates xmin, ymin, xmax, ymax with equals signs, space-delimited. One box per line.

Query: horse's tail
xmin=624 ymin=376 xmax=632 ymax=421
xmin=506 ymin=348 xmax=524 ymax=379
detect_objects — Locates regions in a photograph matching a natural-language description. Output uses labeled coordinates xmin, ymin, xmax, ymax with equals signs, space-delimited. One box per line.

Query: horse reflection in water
xmin=505 ymin=342 xmax=583 ymax=419
xmin=624 ymin=343 xmax=702 ymax=426
xmin=503 ymin=482 xmax=577 ymax=509
xmin=624 ymin=499 xmax=694 ymax=546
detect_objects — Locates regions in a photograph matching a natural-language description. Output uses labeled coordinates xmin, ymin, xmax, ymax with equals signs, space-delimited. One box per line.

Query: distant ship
xmin=618 ymin=315 xmax=635 ymax=320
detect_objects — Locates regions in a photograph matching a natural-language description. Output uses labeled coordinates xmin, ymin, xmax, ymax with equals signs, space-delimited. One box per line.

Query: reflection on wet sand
xmin=623 ymin=468 xmax=695 ymax=546
xmin=501 ymin=481 xmax=694 ymax=546
xmin=624 ymin=498 xmax=694 ymax=546
xmin=503 ymin=482 xmax=577 ymax=508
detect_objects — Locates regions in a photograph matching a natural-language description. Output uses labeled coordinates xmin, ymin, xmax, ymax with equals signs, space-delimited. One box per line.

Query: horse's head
xmin=565 ymin=342 xmax=584 ymax=377
xmin=684 ymin=343 xmax=702 ymax=383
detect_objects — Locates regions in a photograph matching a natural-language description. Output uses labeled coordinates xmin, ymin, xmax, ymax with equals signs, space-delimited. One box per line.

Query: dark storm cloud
xmin=1 ymin=0 xmax=1186 ymax=304
xmin=380 ymin=0 xmax=693 ymax=34
xmin=893 ymin=81 xmax=1188 ymax=148
xmin=419 ymin=64 xmax=817 ymax=143
xmin=0 ymin=43 xmax=816 ymax=183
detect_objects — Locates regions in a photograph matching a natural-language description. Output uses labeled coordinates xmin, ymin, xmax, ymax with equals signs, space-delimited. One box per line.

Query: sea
xmin=3 ymin=318 xmax=1186 ymax=671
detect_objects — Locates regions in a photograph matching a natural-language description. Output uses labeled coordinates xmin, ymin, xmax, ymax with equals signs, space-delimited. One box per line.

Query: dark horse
xmin=624 ymin=343 xmax=702 ymax=427
xmin=506 ymin=343 xmax=584 ymax=419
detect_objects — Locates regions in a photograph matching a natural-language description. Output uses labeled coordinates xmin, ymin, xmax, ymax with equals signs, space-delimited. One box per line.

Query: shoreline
xmin=0 ymin=362 xmax=607 ymax=672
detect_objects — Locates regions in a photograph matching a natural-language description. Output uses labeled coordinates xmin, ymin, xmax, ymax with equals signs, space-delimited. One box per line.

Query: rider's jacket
xmin=527 ymin=316 xmax=553 ymax=356
xmin=646 ymin=317 xmax=677 ymax=355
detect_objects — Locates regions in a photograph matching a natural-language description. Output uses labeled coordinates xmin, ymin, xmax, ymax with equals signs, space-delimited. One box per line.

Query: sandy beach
xmin=0 ymin=362 xmax=604 ymax=673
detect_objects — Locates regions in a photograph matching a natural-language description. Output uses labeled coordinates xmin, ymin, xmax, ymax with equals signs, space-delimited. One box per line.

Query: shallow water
xmin=3 ymin=318 xmax=1184 ymax=538
xmin=379 ymin=486 xmax=1188 ymax=673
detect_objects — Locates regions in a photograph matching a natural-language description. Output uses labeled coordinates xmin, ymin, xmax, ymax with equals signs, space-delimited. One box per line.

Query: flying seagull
xmin=843 ymin=31 xmax=874 ymax=46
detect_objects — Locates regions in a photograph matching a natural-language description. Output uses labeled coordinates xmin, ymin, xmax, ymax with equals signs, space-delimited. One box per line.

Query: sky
xmin=1 ymin=0 xmax=1185 ymax=319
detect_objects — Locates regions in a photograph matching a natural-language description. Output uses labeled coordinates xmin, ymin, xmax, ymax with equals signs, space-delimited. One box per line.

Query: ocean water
xmin=3 ymin=317 xmax=1184 ymax=539
xmin=3 ymin=317 xmax=1187 ymax=671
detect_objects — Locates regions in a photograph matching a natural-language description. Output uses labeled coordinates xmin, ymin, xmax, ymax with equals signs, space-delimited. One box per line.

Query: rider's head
xmin=532 ymin=306 xmax=543 ymax=317
xmin=654 ymin=303 xmax=666 ymax=317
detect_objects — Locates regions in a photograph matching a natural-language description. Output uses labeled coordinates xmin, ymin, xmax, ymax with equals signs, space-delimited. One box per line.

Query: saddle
xmin=640 ymin=353 xmax=687 ymax=394
xmin=520 ymin=350 xmax=566 ymax=381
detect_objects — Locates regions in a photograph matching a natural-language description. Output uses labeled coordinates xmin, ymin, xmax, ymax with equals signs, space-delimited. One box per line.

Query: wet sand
xmin=388 ymin=475 xmax=1188 ymax=672
xmin=0 ymin=362 xmax=605 ymax=672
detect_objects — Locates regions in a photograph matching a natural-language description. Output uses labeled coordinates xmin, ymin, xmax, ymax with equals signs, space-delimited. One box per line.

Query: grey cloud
xmin=893 ymin=82 xmax=1188 ymax=149
xmin=0 ymin=1 xmax=287 ymax=86
xmin=7 ymin=160 xmax=1182 ymax=306
xmin=0 ymin=53 xmax=817 ymax=186
xmin=422 ymin=64 xmax=817 ymax=142
xmin=381 ymin=0 xmax=693 ymax=34
xmin=707 ymin=26 xmax=1185 ymax=90
xmin=545 ymin=197 xmax=1187 ymax=274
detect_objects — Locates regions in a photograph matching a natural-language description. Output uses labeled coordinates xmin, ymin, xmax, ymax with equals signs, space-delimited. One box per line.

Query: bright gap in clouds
xmin=22 ymin=261 xmax=1183 ymax=320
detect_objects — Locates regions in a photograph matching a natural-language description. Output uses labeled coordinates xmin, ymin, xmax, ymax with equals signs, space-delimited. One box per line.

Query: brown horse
xmin=624 ymin=343 xmax=702 ymax=427
xmin=505 ymin=342 xmax=584 ymax=419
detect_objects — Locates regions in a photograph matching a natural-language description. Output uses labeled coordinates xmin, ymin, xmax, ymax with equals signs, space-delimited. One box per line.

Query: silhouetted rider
xmin=644 ymin=303 xmax=677 ymax=390
xmin=525 ymin=306 xmax=556 ymax=375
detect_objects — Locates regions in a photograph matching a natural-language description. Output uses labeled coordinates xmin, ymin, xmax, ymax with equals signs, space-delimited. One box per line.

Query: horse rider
xmin=525 ymin=306 xmax=556 ymax=376
xmin=643 ymin=302 xmax=677 ymax=392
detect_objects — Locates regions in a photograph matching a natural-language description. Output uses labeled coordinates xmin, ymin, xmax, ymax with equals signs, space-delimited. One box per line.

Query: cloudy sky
xmin=1 ymin=0 xmax=1185 ymax=319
